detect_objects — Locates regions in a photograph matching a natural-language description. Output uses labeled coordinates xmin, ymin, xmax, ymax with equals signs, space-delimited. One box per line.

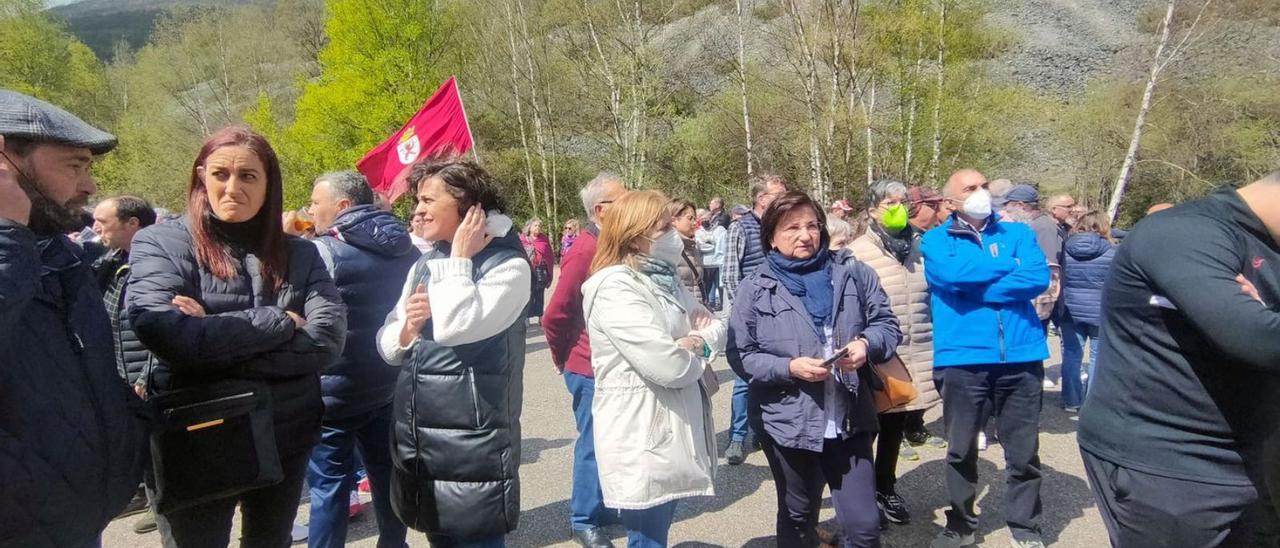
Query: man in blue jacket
xmin=922 ymin=169 xmax=1051 ymax=548
xmin=305 ymin=171 xmax=418 ymax=548
xmin=0 ymin=91 xmax=146 ymax=548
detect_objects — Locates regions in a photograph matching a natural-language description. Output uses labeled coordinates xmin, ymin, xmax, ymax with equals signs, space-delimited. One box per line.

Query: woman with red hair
xmin=127 ymin=126 xmax=347 ymax=547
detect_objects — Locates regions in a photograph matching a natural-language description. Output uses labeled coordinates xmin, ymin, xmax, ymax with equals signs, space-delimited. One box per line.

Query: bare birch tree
xmin=514 ymin=0 xmax=556 ymax=220
xmin=1108 ymin=0 xmax=1214 ymax=220
xmin=736 ymin=0 xmax=755 ymax=177
xmin=855 ymin=76 xmax=876 ymax=186
xmin=782 ymin=0 xmax=828 ymax=200
xmin=500 ymin=1 xmax=539 ymax=211
xmin=928 ymin=0 xmax=948 ymax=185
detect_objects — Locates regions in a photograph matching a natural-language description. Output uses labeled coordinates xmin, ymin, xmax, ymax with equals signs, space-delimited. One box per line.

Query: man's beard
xmin=15 ymin=168 xmax=87 ymax=236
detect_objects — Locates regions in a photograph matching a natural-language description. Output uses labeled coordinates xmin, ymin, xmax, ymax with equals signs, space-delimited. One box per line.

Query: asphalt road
xmin=104 ymin=314 xmax=1105 ymax=547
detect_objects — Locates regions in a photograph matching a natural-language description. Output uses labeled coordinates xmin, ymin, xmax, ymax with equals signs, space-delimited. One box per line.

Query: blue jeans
xmin=1058 ymin=318 xmax=1099 ymax=408
xmin=730 ymin=376 xmax=750 ymax=442
xmin=1079 ymin=324 xmax=1100 ymax=394
xmin=702 ymin=266 xmax=722 ymax=310
xmin=621 ymin=501 xmax=678 ymax=548
xmin=307 ymin=405 xmax=408 ymax=548
xmin=564 ymin=372 xmax=610 ymax=530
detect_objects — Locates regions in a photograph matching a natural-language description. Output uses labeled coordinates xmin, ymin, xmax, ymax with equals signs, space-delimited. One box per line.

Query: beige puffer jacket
xmin=848 ymin=229 xmax=940 ymax=413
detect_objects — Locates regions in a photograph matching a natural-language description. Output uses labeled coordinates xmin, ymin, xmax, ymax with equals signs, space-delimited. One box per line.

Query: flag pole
xmin=452 ymin=76 xmax=481 ymax=164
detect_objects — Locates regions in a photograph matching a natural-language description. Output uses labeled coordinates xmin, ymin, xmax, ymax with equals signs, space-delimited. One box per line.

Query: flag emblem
xmin=397 ymin=128 xmax=421 ymax=165
xmin=356 ymin=76 xmax=475 ymax=202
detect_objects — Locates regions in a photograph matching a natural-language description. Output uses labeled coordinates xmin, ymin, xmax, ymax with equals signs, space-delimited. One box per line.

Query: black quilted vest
xmin=390 ymin=232 xmax=529 ymax=541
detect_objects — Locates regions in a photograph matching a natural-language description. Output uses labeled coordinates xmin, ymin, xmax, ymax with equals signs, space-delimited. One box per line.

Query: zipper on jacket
xmin=996 ymin=309 xmax=1006 ymax=363
xmin=165 ymin=391 xmax=255 ymax=415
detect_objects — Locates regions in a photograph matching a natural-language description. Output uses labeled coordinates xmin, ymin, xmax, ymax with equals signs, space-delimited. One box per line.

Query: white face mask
xmin=962 ymin=189 xmax=993 ymax=219
xmin=648 ymin=229 xmax=685 ymax=267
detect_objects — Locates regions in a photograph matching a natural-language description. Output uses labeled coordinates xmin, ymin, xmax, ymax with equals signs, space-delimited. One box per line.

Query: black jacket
xmin=391 ymin=233 xmax=528 ymax=540
xmin=314 ymin=205 xmax=419 ymax=420
xmin=93 ymin=249 xmax=152 ymax=386
xmin=0 ymin=221 xmax=147 ymax=548
xmin=127 ymin=217 xmax=347 ymax=459
xmin=1078 ymin=188 xmax=1280 ymax=488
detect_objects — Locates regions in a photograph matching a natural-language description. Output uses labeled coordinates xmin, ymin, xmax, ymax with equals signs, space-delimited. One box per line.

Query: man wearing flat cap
xmin=0 ymin=89 xmax=147 ymax=548
xmin=907 ymin=185 xmax=951 ymax=231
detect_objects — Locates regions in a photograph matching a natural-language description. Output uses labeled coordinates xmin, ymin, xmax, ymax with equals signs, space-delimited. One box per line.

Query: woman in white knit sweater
xmin=583 ymin=190 xmax=725 ymax=548
xmin=848 ymin=180 xmax=943 ymax=528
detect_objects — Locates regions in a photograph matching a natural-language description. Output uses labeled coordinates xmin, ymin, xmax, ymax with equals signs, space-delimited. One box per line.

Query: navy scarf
xmin=767 ymin=247 xmax=834 ymax=341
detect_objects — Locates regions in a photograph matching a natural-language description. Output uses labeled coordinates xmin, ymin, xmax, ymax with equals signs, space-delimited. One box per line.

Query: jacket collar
xmin=35 ymin=234 xmax=86 ymax=309
xmin=945 ymin=212 xmax=1000 ymax=243
xmin=756 ymin=255 xmax=852 ymax=339
xmin=1212 ymin=187 xmax=1279 ymax=251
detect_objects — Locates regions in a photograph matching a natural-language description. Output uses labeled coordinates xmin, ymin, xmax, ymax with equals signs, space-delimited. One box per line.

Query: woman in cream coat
xmin=848 ymin=180 xmax=942 ymax=527
xmin=583 ymin=190 xmax=725 ymax=548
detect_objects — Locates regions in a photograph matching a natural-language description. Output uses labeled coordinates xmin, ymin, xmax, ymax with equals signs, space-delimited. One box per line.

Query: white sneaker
xmin=977 ymin=432 xmax=988 ymax=451
xmin=291 ymin=523 xmax=308 ymax=542
xmin=1042 ymin=378 xmax=1055 ymax=389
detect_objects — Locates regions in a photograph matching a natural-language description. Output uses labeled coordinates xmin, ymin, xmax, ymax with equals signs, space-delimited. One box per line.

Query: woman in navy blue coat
xmin=726 ymin=191 xmax=901 ymax=548
xmin=1060 ymin=211 xmax=1118 ymax=410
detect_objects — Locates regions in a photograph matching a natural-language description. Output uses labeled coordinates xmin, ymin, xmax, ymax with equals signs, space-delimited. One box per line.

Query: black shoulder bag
xmin=146 ymin=254 xmax=284 ymax=513
xmin=147 ymin=379 xmax=281 ymax=514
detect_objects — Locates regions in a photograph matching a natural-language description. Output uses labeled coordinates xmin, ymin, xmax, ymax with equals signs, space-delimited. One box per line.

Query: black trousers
xmin=1268 ymin=429 xmax=1280 ymax=523
xmin=874 ymin=412 xmax=908 ymax=495
xmin=761 ymin=433 xmax=881 ymax=548
xmin=933 ymin=362 xmax=1044 ymax=540
xmin=1081 ymin=448 xmax=1280 ymax=548
xmin=903 ymin=409 xmax=928 ymax=438
xmin=154 ymin=451 xmax=309 ymax=548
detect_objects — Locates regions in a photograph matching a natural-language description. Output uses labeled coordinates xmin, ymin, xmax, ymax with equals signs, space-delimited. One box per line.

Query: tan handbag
xmin=871 ymin=355 xmax=918 ymax=413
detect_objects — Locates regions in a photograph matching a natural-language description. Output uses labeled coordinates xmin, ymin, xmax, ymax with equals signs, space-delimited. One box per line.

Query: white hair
xmin=580 ymin=172 xmax=624 ymax=221
xmin=827 ymin=216 xmax=852 ymax=241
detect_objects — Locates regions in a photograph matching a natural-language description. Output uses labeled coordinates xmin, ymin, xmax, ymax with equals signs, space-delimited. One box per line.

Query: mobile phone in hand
xmin=820 ymin=347 xmax=851 ymax=369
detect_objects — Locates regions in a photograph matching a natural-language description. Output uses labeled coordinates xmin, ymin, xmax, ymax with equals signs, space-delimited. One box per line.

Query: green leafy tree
xmin=0 ymin=0 xmax=114 ymax=125
xmin=276 ymin=0 xmax=464 ymax=204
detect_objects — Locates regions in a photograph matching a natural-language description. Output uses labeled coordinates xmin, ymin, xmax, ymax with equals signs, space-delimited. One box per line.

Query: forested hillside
xmin=5 ymin=0 xmax=1279 ymax=225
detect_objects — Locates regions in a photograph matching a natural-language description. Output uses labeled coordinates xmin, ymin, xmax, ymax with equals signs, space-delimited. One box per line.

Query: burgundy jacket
xmin=543 ymin=226 xmax=597 ymax=377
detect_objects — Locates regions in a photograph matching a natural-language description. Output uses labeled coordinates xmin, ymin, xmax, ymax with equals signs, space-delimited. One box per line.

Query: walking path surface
xmin=104 ymin=325 xmax=1105 ymax=547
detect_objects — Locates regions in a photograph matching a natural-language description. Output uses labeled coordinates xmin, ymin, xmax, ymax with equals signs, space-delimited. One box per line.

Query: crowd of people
xmin=1 ymin=88 xmax=1277 ymax=548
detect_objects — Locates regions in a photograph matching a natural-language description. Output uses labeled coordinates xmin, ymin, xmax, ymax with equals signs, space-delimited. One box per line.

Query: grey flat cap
xmin=1005 ymin=184 xmax=1040 ymax=204
xmin=0 ymin=89 xmax=117 ymax=154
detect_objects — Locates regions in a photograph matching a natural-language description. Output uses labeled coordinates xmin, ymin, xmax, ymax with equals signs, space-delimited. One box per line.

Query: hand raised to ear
xmin=451 ymin=205 xmax=493 ymax=260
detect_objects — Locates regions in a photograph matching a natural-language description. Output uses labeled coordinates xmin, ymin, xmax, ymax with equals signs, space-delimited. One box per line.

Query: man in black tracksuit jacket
xmin=1078 ymin=178 xmax=1280 ymax=547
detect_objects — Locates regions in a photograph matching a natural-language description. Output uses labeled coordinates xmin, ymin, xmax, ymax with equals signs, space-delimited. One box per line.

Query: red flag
xmin=357 ymin=76 xmax=474 ymax=202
